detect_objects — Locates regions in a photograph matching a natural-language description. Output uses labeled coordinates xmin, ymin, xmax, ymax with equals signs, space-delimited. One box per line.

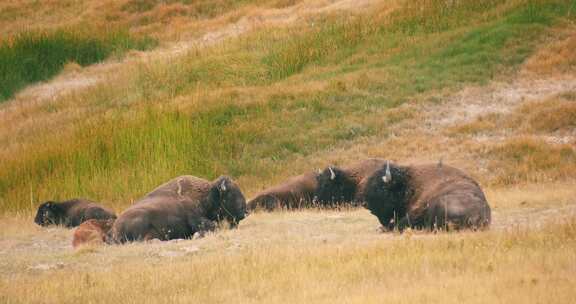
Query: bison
xmin=247 ymin=171 xmax=319 ymax=211
xmin=72 ymin=219 xmax=115 ymax=248
xmin=34 ymin=199 xmax=116 ymax=228
xmin=364 ymin=161 xmax=491 ymax=231
xmin=111 ymin=175 xmax=247 ymax=243
xmin=315 ymin=158 xmax=386 ymax=206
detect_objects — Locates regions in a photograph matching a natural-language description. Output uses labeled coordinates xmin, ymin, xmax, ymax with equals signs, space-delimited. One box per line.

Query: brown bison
xmin=247 ymin=171 xmax=319 ymax=211
xmin=111 ymin=175 xmax=247 ymax=243
xmin=34 ymin=199 xmax=116 ymax=228
xmin=315 ymin=158 xmax=387 ymax=206
xmin=364 ymin=161 xmax=491 ymax=231
xmin=72 ymin=219 xmax=115 ymax=248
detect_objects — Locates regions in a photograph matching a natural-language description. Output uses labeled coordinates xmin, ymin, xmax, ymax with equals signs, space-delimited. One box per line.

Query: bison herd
xmin=34 ymin=159 xmax=491 ymax=248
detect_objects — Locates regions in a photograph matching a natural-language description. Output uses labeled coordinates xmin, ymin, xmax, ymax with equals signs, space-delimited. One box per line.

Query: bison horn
xmin=382 ymin=161 xmax=392 ymax=183
xmin=220 ymin=180 xmax=227 ymax=191
xmin=329 ymin=167 xmax=336 ymax=180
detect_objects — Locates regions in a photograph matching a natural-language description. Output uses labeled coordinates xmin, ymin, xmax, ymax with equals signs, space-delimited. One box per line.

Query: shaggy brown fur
xmin=34 ymin=199 xmax=116 ymax=228
xmin=111 ymin=175 xmax=247 ymax=243
xmin=315 ymin=158 xmax=386 ymax=206
xmin=72 ymin=219 xmax=115 ymax=248
xmin=364 ymin=162 xmax=491 ymax=231
xmin=247 ymin=171 xmax=319 ymax=211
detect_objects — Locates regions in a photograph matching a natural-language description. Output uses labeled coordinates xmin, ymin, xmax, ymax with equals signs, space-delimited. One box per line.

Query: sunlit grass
xmin=1 ymin=0 xmax=574 ymax=213
xmin=0 ymin=27 xmax=155 ymax=101
xmin=1 ymin=1 xmax=576 ymax=303
xmin=1 ymin=210 xmax=575 ymax=303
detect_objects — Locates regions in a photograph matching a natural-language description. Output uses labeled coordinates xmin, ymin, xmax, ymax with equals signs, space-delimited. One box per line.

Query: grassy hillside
xmin=1 ymin=1 xmax=576 ymax=303
xmin=0 ymin=28 xmax=155 ymax=101
xmin=0 ymin=0 xmax=295 ymax=38
xmin=1 ymin=0 xmax=575 ymax=213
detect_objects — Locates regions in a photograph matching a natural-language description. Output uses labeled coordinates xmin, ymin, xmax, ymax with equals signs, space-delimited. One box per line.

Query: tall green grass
xmin=1 ymin=0 xmax=574 ymax=213
xmin=0 ymin=28 xmax=156 ymax=101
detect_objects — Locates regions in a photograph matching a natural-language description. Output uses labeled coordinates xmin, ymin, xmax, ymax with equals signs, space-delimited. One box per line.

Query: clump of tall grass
xmin=0 ymin=27 xmax=155 ymax=101
xmin=263 ymin=18 xmax=376 ymax=80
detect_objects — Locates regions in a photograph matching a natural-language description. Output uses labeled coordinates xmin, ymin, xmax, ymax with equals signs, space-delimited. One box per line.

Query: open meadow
xmin=1 ymin=0 xmax=575 ymax=302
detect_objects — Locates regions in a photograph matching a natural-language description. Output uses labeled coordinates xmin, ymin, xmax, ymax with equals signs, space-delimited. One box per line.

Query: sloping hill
xmin=0 ymin=0 xmax=575 ymax=302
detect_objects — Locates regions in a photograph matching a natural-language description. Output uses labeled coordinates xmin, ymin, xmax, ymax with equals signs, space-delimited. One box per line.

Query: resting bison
xmin=247 ymin=171 xmax=319 ymax=211
xmin=111 ymin=175 xmax=247 ymax=243
xmin=364 ymin=161 xmax=491 ymax=231
xmin=72 ymin=219 xmax=115 ymax=248
xmin=315 ymin=158 xmax=386 ymax=206
xmin=34 ymin=199 xmax=116 ymax=228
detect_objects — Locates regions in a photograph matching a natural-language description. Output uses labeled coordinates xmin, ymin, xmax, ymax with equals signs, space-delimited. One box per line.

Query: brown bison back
xmin=72 ymin=219 xmax=115 ymax=248
xmin=67 ymin=199 xmax=116 ymax=220
xmin=344 ymin=158 xmax=387 ymax=201
xmin=111 ymin=175 xmax=217 ymax=243
xmin=406 ymin=164 xmax=489 ymax=224
xmin=137 ymin=175 xmax=212 ymax=206
xmin=248 ymin=171 xmax=318 ymax=210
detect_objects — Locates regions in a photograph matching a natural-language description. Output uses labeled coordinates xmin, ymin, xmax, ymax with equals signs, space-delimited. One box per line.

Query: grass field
xmin=0 ymin=27 xmax=155 ymax=101
xmin=0 ymin=0 xmax=575 ymax=302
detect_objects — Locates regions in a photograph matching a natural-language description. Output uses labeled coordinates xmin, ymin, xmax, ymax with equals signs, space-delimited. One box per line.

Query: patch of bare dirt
xmin=427 ymin=76 xmax=576 ymax=130
xmin=491 ymin=204 xmax=576 ymax=231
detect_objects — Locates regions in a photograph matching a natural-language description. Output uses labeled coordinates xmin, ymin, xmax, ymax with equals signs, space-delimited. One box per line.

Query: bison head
xmin=207 ymin=176 xmax=247 ymax=228
xmin=364 ymin=161 xmax=411 ymax=229
xmin=314 ymin=166 xmax=357 ymax=206
xmin=34 ymin=201 xmax=64 ymax=226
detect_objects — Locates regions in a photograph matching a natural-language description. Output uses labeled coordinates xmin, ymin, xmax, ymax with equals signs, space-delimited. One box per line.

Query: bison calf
xmin=248 ymin=171 xmax=319 ymax=211
xmin=315 ymin=158 xmax=386 ymax=206
xmin=34 ymin=199 xmax=116 ymax=228
xmin=72 ymin=219 xmax=115 ymax=248
xmin=364 ymin=161 xmax=491 ymax=231
xmin=111 ymin=175 xmax=247 ymax=243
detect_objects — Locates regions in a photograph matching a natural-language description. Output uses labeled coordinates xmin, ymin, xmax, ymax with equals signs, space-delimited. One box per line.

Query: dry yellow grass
xmin=0 ymin=0 xmax=279 ymax=40
xmin=1 ymin=182 xmax=575 ymax=303
xmin=1 ymin=1 xmax=576 ymax=302
xmin=523 ymin=25 xmax=576 ymax=75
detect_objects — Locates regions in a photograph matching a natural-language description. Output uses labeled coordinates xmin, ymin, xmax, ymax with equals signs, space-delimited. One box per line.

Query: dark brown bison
xmin=315 ymin=158 xmax=386 ymax=206
xmin=72 ymin=219 xmax=115 ymax=248
xmin=111 ymin=175 xmax=247 ymax=243
xmin=247 ymin=171 xmax=319 ymax=211
xmin=364 ymin=161 xmax=491 ymax=231
xmin=34 ymin=199 xmax=116 ymax=228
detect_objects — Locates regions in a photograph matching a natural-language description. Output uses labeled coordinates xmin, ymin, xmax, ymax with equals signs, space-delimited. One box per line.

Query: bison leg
xmin=112 ymin=213 xmax=151 ymax=243
xmin=370 ymin=210 xmax=395 ymax=232
xmin=259 ymin=195 xmax=280 ymax=211
xmin=187 ymin=216 xmax=216 ymax=238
